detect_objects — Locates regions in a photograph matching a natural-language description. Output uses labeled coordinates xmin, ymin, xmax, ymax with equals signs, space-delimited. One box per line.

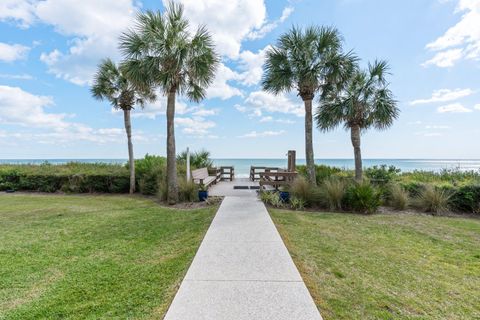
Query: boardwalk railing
xmin=249 ymin=166 xmax=283 ymax=181
xmin=259 ymin=171 xmax=298 ymax=189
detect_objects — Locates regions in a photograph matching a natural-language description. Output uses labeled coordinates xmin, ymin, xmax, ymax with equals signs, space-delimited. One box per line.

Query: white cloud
xmin=247 ymin=6 xmax=294 ymax=40
xmin=0 ymin=85 xmax=139 ymax=144
xmin=0 ymin=73 xmax=34 ymax=80
xmin=475 ymin=104 xmax=480 ymax=110
xmin=176 ymin=116 xmax=216 ymax=136
xmin=206 ymin=63 xmax=243 ymax=100
xmin=243 ymin=91 xmax=304 ymax=117
xmin=33 ymin=0 xmax=139 ymax=85
xmin=259 ymin=116 xmax=295 ymax=124
xmin=238 ymin=130 xmax=286 ymax=138
xmin=237 ymin=46 xmax=269 ymax=86
xmin=424 ymin=0 xmax=480 ymax=67
xmin=0 ymin=42 xmax=30 ymax=62
xmin=410 ymin=88 xmax=474 ymax=105
xmin=0 ymin=0 xmax=36 ymax=28
xmin=425 ymin=125 xmax=450 ymax=129
xmin=171 ymin=0 xmax=266 ymax=59
xmin=192 ymin=108 xmax=219 ymax=117
xmin=437 ymin=103 xmax=472 ymax=113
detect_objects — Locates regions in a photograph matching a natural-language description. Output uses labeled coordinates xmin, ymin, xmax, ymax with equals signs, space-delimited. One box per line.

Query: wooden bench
xmin=192 ymin=167 xmax=218 ymax=188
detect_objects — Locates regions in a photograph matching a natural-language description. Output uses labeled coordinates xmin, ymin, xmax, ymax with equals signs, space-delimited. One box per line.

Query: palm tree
xmin=91 ymin=58 xmax=154 ymax=194
xmin=316 ymin=60 xmax=399 ymax=181
xmin=120 ymin=3 xmax=218 ymax=204
xmin=262 ymin=26 xmax=355 ymax=185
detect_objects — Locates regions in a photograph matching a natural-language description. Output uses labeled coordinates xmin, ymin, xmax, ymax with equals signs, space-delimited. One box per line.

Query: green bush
xmin=259 ymin=191 xmax=283 ymax=208
xmin=450 ymin=185 xmax=480 ymax=213
xmin=414 ymin=185 xmax=451 ymax=214
xmin=177 ymin=149 xmax=213 ymax=168
xmin=290 ymin=196 xmax=306 ymax=211
xmin=344 ymin=182 xmax=382 ymax=214
xmin=296 ymin=164 xmax=343 ymax=185
xmin=0 ymin=162 xmax=130 ymax=193
xmin=134 ymin=155 xmax=167 ymax=195
xmin=365 ymin=165 xmax=400 ymax=185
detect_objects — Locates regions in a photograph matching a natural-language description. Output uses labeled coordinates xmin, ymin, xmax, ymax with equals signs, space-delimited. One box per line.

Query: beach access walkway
xmin=164 ymin=180 xmax=322 ymax=320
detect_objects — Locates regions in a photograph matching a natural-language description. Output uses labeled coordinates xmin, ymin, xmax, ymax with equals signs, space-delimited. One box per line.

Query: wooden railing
xmin=259 ymin=171 xmax=298 ymax=189
xmin=249 ymin=166 xmax=282 ymax=181
xmin=220 ymin=166 xmax=234 ymax=181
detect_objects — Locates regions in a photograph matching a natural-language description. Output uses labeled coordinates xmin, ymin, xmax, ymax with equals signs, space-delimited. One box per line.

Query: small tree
xmin=120 ymin=3 xmax=218 ymax=204
xmin=91 ymin=58 xmax=154 ymax=194
xmin=262 ymin=26 xmax=355 ymax=185
xmin=316 ymin=60 xmax=399 ymax=181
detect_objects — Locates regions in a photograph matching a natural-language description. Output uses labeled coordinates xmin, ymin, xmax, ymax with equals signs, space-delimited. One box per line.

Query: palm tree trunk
xmin=304 ymin=99 xmax=316 ymax=185
xmin=123 ymin=109 xmax=135 ymax=194
xmin=166 ymin=89 xmax=178 ymax=204
xmin=351 ymin=125 xmax=362 ymax=182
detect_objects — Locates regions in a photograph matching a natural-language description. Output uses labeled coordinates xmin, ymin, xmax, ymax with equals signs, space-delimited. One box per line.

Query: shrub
xmin=414 ymin=185 xmax=451 ymax=214
xmin=388 ymin=183 xmax=409 ymax=210
xmin=290 ymin=196 xmax=306 ymax=211
xmin=449 ymin=185 xmax=480 ymax=214
xmin=296 ymin=164 xmax=343 ymax=185
xmin=177 ymin=149 xmax=213 ymax=168
xmin=344 ymin=182 xmax=382 ymax=214
xmin=135 ymin=155 xmax=167 ymax=195
xmin=319 ymin=177 xmax=346 ymax=211
xmin=365 ymin=165 xmax=400 ymax=186
xmin=178 ymin=179 xmax=198 ymax=202
xmin=259 ymin=191 xmax=283 ymax=208
xmin=0 ymin=162 xmax=130 ymax=193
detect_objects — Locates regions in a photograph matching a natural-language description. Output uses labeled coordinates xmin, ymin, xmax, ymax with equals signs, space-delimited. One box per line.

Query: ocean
xmin=1 ymin=159 xmax=480 ymax=178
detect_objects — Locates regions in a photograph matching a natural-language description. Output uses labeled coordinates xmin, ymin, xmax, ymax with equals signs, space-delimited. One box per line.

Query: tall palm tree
xmin=262 ymin=26 xmax=355 ymax=185
xmin=91 ymin=58 xmax=154 ymax=194
xmin=316 ymin=60 xmax=399 ymax=181
xmin=120 ymin=3 xmax=218 ymax=204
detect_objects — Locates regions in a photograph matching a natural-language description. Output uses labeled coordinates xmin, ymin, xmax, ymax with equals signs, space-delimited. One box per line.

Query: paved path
xmin=164 ymin=196 xmax=322 ymax=320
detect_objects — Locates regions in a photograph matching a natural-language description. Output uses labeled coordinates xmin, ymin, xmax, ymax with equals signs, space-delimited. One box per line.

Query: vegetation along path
xmin=164 ymin=196 xmax=322 ymax=320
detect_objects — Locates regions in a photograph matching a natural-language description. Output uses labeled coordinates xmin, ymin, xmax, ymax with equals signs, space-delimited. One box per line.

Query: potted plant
xmin=279 ymin=186 xmax=290 ymax=203
xmin=198 ymin=184 xmax=208 ymax=202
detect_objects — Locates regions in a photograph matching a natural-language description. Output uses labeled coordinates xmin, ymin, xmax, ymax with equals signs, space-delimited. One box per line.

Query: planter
xmin=279 ymin=191 xmax=290 ymax=203
xmin=198 ymin=190 xmax=208 ymax=202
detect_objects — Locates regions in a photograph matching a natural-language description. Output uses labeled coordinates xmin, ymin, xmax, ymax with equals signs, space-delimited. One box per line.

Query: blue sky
xmin=0 ymin=0 xmax=479 ymax=159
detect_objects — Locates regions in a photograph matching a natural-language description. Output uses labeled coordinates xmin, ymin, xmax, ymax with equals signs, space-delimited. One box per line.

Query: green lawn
xmin=270 ymin=209 xmax=480 ymax=320
xmin=0 ymin=194 xmax=216 ymax=319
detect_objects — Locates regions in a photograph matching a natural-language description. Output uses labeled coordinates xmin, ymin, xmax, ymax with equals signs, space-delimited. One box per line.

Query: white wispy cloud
xmin=474 ymin=104 xmax=480 ymax=110
xmin=0 ymin=42 xmax=30 ymax=62
xmin=410 ymin=88 xmax=474 ymax=105
xmin=0 ymin=85 xmax=143 ymax=144
xmin=176 ymin=117 xmax=216 ymax=136
xmin=238 ymin=130 xmax=286 ymax=138
xmin=0 ymin=73 xmax=34 ymax=80
xmin=424 ymin=0 xmax=480 ymax=67
xmin=259 ymin=116 xmax=295 ymax=124
xmin=437 ymin=102 xmax=472 ymax=113
xmin=242 ymin=91 xmax=304 ymax=117
xmin=247 ymin=6 xmax=294 ymax=40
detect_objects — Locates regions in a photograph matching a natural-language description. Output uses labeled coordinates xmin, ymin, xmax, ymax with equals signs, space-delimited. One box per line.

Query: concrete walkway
xmin=164 ymin=196 xmax=322 ymax=320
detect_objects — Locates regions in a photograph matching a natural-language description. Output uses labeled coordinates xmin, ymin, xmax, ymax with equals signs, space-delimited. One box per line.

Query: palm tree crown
xmin=91 ymin=58 xmax=154 ymax=110
xmin=316 ymin=60 xmax=398 ymax=132
xmin=262 ymin=26 xmax=354 ymax=101
xmin=119 ymin=3 xmax=218 ymax=99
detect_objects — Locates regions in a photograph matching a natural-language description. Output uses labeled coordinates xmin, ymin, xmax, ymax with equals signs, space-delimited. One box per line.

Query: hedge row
xmin=0 ymin=163 xmax=130 ymax=193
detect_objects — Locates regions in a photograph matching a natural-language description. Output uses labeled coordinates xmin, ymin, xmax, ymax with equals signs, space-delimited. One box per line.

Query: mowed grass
xmin=270 ymin=209 xmax=480 ymax=320
xmin=0 ymin=194 xmax=216 ymax=319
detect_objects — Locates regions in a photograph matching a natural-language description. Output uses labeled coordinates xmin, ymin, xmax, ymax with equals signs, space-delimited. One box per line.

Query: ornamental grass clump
xmin=415 ymin=185 xmax=451 ymax=215
xmin=320 ymin=177 xmax=346 ymax=211
xmin=344 ymin=181 xmax=382 ymax=214
xmin=388 ymin=183 xmax=409 ymax=210
xmin=290 ymin=176 xmax=313 ymax=205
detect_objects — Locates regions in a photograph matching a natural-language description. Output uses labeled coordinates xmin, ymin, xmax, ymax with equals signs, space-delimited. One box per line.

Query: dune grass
xmin=0 ymin=194 xmax=216 ymax=319
xmin=270 ymin=209 xmax=480 ymax=320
